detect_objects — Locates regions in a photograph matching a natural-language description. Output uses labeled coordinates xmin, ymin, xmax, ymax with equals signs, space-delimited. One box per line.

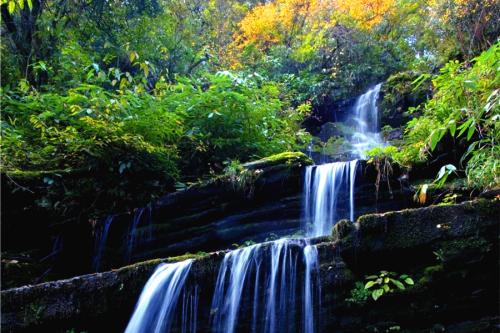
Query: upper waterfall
xmin=350 ymin=83 xmax=384 ymax=159
xmin=303 ymin=84 xmax=383 ymax=237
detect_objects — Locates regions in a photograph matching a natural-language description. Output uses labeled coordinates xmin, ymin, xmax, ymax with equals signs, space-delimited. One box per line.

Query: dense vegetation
xmin=1 ymin=0 xmax=499 ymax=220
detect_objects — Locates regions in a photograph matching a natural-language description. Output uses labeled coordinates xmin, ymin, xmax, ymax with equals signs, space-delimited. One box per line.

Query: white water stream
xmin=124 ymin=84 xmax=383 ymax=332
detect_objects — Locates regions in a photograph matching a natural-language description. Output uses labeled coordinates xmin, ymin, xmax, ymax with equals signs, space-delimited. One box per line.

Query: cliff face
xmin=3 ymin=199 xmax=498 ymax=333
xmin=3 ymin=151 xmax=419 ymax=288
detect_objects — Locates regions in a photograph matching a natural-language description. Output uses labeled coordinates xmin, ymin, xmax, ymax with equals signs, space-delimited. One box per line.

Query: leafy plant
xmin=364 ymin=271 xmax=414 ymax=301
xmin=346 ymin=281 xmax=371 ymax=305
xmin=398 ymin=43 xmax=499 ymax=189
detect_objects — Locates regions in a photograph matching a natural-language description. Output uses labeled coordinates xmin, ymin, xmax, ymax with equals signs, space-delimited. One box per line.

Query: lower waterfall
xmin=211 ymin=239 xmax=320 ymax=333
xmin=125 ymin=260 xmax=194 ymax=333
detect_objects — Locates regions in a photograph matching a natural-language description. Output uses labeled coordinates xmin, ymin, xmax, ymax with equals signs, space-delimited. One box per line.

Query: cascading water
xmin=123 ymin=84 xmax=383 ymax=333
xmin=303 ymin=244 xmax=319 ymax=333
xmin=124 ymin=260 xmax=194 ymax=333
xmin=303 ymin=84 xmax=383 ymax=236
xmin=92 ymin=215 xmax=114 ymax=272
xmin=124 ymin=208 xmax=145 ymax=263
xmin=124 ymin=204 xmax=154 ymax=264
xmin=350 ymin=83 xmax=383 ymax=159
xmin=211 ymin=239 xmax=320 ymax=333
xmin=303 ymin=161 xmax=358 ymax=237
xmin=180 ymin=285 xmax=199 ymax=333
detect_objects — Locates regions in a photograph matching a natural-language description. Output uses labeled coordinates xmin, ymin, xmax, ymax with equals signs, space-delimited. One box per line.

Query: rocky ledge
xmin=2 ymin=199 xmax=498 ymax=332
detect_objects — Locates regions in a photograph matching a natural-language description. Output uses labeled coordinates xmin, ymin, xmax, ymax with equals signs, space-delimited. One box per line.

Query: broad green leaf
xmin=8 ymin=0 xmax=15 ymax=13
xmin=448 ymin=120 xmax=456 ymax=136
xmin=404 ymin=278 xmax=414 ymax=285
xmin=390 ymin=278 xmax=405 ymax=290
xmin=466 ymin=122 xmax=475 ymax=140
xmin=460 ymin=141 xmax=479 ymax=164
xmin=430 ymin=129 xmax=444 ymax=151
xmin=372 ymin=288 xmax=384 ymax=301
xmin=458 ymin=119 xmax=473 ymax=137
xmin=464 ymin=80 xmax=477 ymax=90
xmin=129 ymin=52 xmax=137 ymax=63
xmin=26 ymin=0 xmax=31 ymax=10
xmin=364 ymin=281 xmax=377 ymax=289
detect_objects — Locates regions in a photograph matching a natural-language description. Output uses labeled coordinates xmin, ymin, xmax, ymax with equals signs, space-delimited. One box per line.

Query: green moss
xmin=332 ymin=219 xmax=355 ymax=241
xmin=23 ymin=303 xmax=46 ymax=324
xmin=189 ymin=151 xmax=311 ymax=197
xmin=248 ymin=151 xmax=313 ymax=168
xmin=417 ymin=264 xmax=444 ymax=286
xmin=435 ymin=236 xmax=491 ymax=265
xmin=168 ymin=251 xmax=209 ymax=262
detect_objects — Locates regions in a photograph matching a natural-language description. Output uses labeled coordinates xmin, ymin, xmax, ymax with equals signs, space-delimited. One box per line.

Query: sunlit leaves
xmin=400 ymin=42 xmax=499 ymax=189
xmin=364 ymin=271 xmax=414 ymax=301
xmin=2 ymin=0 xmax=32 ymax=13
xmin=334 ymin=0 xmax=395 ymax=30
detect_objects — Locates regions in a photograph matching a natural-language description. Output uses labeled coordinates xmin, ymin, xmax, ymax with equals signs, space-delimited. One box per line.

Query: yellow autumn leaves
xmin=234 ymin=0 xmax=393 ymax=51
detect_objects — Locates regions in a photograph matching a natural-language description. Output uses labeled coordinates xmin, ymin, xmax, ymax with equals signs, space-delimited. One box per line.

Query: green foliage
xmin=162 ymin=72 xmax=310 ymax=175
xmin=433 ymin=237 xmax=491 ymax=265
xmin=364 ymin=271 xmax=414 ymax=301
xmin=434 ymin=164 xmax=457 ymax=188
xmin=232 ymin=240 xmax=257 ymax=249
xmin=168 ymin=251 xmax=209 ymax=262
xmin=437 ymin=192 xmax=458 ymax=206
xmin=397 ymin=43 xmax=499 ymax=188
xmin=346 ymin=281 xmax=371 ymax=305
xmin=380 ymin=71 xmax=430 ymax=120
xmin=1 ymin=70 xmax=308 ymax=220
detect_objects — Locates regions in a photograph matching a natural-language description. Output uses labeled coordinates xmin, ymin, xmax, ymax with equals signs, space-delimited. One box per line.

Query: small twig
xmin=4 ymin=174 xmax=35 ymax=193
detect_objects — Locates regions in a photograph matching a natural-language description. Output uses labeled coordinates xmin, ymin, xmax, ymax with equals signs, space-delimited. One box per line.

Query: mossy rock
xmin=243 ymin=151 xmax=313 ymax=170
xmin=380 ymin=71 xmax=431 ymax=128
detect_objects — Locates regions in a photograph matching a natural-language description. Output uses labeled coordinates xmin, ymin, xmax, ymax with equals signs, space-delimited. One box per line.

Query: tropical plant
xmin=364 ymin=271 xmax=414 ymax=300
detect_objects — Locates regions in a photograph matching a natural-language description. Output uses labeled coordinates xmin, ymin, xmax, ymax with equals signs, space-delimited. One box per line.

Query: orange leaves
xmin=334 ymin=0 xmax=395 ymax=29
xmin=234 ymin=0 xmax=396 ymax=55
xmin=236 ymin=2 xmax=282 ymax=49
xmin=234 ymin=0 xmax=336 ymax=51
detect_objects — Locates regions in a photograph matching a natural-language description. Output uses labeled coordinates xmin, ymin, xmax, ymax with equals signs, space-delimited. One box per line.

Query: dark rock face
xmin=1 ymin=152 xmax=314 ymax=285
xmin=97 ymin=158 xmax=415 ymax=273
xmin=379 ymin=71 xmax=431 ymax=129
xmin=2 ymin=199 xmax=498 ymax=333
xmin=1 ymin=150 xmax=440 ymax=288
xmin=325 ymin=198 xmax=500 ymax=333
xmin=96 ymin=152 xmax=314 ymax=271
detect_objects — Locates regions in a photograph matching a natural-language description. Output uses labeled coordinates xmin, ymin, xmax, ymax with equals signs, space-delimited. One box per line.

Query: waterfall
xmin=124 ymin=208 xmax=145 ymax=263
xmin=303 ymin=244 xmax=319 ymax=333
xmin=180 ymin=285 xmax=199 ymax=333
xmin=351 ymin=83 xmax=383 ymax=159
xmin=303 ymin=160 xmax=358 ymax=237
xmin=211 ymin=239 xmax=320 ymax=333
xmin=303 ymin=84 xmax=383 ymax=236
xmin=125 ymin=260 xmax=194 ymax=333
xmin=124 ymin=204 xmax=155 ymax=264
xmin=123 ymin=84 xmax=383 ymax=333
xmin=92 ymin=215 xmax=114 ymax=272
